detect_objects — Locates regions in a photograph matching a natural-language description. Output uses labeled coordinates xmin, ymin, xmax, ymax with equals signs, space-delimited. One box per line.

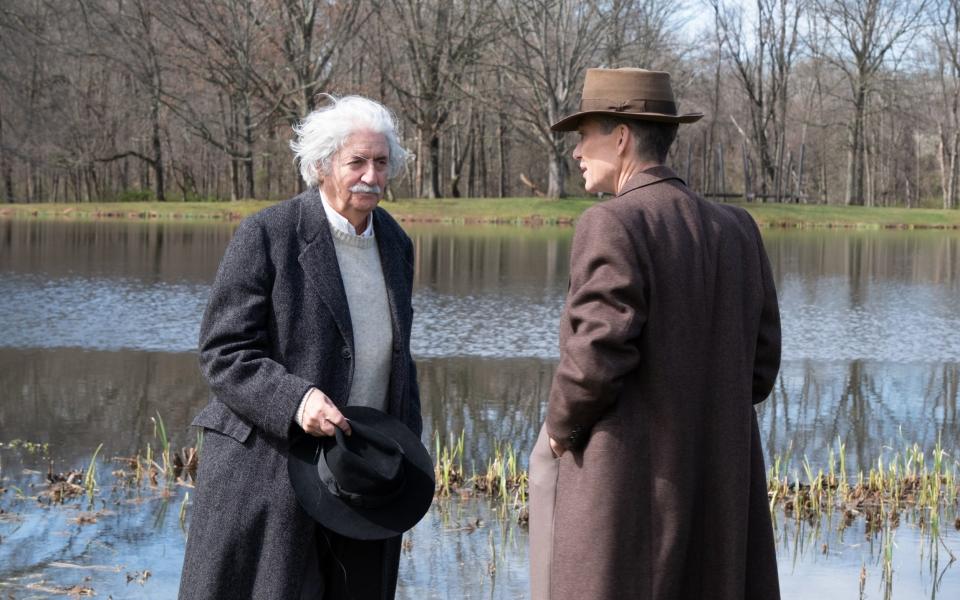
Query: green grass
xmin=0 ymin=200 xmax=271 ymax=222
xmin=739 ymin=202 xmax=960 ymax=229
xmin=382 ymin=197 xmax=593 ymax=224
xmin=3 ymin=197 xmax=960 ymax=228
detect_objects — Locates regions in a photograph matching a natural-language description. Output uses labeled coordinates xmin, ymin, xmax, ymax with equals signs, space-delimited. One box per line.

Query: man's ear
xmin=616 ymin=124 xmax=631 ymax=156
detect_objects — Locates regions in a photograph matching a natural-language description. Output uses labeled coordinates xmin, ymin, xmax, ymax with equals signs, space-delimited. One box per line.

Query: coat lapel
xmin=374 ymin=208 xmax=413 ymax=421
xmin=374 ymin=208 xmax=410 ymax=349
xmin=297 ymin=189 xmax=354 ymax=352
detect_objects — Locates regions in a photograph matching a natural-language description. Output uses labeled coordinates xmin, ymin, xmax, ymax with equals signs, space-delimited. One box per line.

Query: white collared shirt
xmin=319 ymin=189 xmax=374 ymax=238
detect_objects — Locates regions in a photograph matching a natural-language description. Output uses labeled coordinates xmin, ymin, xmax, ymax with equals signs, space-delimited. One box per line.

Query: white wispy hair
xmin=290 ymin=95 xmax=409 ymax=187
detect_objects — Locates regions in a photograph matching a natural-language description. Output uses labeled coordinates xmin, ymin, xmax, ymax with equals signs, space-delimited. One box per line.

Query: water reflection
xmin=763 ymin=229 xmax=960 ymax=287
xmin=2 ymin=348 xmax=957 ymax=478
xmin=0 ymin=348 xmax=209 ymax=466
xmin=0 ymin=349 xmax=554 ymax=472
xmin=774 ymin=514 xmax=960 ymax=599
xmin=0 ymin=218 xmax=230 ymax=282
xmin=4 ymin=220 xmax=960 ymax=597
xmin=759 ymin=360 xmax=960 ymax=468
xmin=407 ymin=225 xmax=572 ymax=294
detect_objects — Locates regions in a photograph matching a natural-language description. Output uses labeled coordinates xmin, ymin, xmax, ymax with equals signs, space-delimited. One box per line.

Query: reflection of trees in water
xmin=758 ymin=360 xmax=960 ymax=472
xmin=763 ymin=230 xmax=960 ymax=290
xmin=0 ymin=220 xmax=233 ymax=282
xmin=0 ymin=348 xmax=208 ymax=467
xmin=407 ymin=228 xmax=572 ymax=295
xmin=2 ymin=349 xmax=555 ymax=471
xmin=773 ymin=512 xmax=958 ymax=598
xmin=417 ymin=357 xmax=554 ymax=467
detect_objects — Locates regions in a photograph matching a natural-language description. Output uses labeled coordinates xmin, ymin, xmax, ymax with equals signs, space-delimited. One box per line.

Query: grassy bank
xmin=3 ymin=198 xmax=960 ymax=229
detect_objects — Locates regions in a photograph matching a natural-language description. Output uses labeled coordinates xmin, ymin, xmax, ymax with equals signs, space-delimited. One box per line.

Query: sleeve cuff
xmin=295 ymin=387 xmax=315 ymax=427
xmin=546 ymin=418 xmax=588 ymax=452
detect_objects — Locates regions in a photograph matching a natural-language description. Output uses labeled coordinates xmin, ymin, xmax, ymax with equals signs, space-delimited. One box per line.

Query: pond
xmin=1 ymin=218 xmax=958 ymax=598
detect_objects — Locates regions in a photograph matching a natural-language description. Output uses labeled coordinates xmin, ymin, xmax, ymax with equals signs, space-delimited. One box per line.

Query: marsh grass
xmin=112 ymin=416 xmax=201 ymax=493
xmin=433 ymin=431 xmax=466 ymax=496
xmin=428 ymin=432 xmax=960 ymax=539
xmin=83 ymin=444 xmax=103 ymax=501
xmin=9 ymin=423 xmax=958 ymax=563
xmin=768 ymin=438 xmax=960 ymax=529
xmin=433 ymin=434 xmax=529 ymax=524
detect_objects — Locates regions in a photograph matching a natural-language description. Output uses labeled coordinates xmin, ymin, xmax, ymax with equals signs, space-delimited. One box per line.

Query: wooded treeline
xmin=0 ymin=0 xmax=954 ymax=207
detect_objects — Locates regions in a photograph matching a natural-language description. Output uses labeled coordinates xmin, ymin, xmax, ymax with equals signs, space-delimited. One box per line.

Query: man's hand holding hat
xmin=298 ymin=387 xmax=352 ymax=437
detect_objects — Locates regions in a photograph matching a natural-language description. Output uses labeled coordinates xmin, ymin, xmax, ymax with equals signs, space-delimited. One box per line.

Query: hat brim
xmin=550 ymin=110 xmax=703 ymax=132
xmin=288 ymin=406 xmax=435 ymax=541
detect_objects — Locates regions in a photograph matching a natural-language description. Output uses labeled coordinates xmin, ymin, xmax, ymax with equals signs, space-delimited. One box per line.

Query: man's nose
xmin=572 ymin=143 xmax=582 ymax=160
xmin=360 ymin=161 xmax=378 ymax=183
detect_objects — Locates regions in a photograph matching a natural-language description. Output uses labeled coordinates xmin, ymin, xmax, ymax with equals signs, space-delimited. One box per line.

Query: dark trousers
xmin=301 ymin=525 xmax=402 ymax=600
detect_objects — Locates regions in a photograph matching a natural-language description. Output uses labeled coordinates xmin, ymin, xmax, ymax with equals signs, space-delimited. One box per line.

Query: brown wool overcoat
xmin=537 ymin=165 xmax=781 ymax=600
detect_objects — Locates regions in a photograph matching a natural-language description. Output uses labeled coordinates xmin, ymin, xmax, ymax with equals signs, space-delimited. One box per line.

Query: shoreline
xmin=2 ymin=199 xmax=960 ymax=229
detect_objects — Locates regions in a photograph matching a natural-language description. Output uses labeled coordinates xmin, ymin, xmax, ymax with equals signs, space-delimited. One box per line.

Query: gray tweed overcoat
xmin=178 ymin=189 xmax=421 ymax=600
xmin=533 ymin=166 xmax=781 ymax=599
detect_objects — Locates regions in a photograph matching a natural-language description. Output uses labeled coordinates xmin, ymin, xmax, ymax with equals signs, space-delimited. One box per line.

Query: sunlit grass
xmin=3 ymin=198 xmax=960 ymax=228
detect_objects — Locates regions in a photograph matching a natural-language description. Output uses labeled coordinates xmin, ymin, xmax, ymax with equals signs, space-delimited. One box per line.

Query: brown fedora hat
xmin=551 ymin=68 xmax=703 ymax=131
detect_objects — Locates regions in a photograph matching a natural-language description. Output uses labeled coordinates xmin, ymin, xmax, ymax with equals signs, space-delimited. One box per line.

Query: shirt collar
xmin=319 ymin=189 xmax=374 ymax=238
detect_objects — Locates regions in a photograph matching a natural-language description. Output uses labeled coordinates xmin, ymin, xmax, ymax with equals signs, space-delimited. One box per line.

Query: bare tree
xmin=0 ymin=0 xmax=953 ymax=207
xmin=604 ymin=0 xmax=687 ymax=69
xmin=711 ymin=0 xmax=804 ymax=202
xmin=495 ymin=0 xmax=625 ymax=198
xmin=372 ymin=0 xmax=494 ymax=198
xmin=258 ymin=0 xmax=367 ymax=124
xmin=162 ymin=0 xmax=277 ymax=199
xmin=934 ymin=0 xmax=960 ymax=209
xmin=74 ymin=0 xmax=171 ymax=200
xmin=813 ymin=0 xmax=930 ymax=205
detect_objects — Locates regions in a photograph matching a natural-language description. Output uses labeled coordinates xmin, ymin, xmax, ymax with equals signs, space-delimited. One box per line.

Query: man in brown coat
xmin=529 ymin=68 xmax=781 ymax=600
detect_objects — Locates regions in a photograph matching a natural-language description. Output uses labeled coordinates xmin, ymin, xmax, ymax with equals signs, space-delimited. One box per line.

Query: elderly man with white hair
xmin=178 ymin=95 xmax=422 ymax=600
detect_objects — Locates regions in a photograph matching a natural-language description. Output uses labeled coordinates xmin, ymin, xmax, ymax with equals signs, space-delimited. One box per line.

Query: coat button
xmin=567 ymin=425 xmax=585 ymax=450
xmin=341 ymin=347 xmax=351 ymax=359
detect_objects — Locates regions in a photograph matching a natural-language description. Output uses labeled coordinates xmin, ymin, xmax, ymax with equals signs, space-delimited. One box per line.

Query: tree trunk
xmin=796 ymin=141 xmax=805 ymax=203
xmin=230 ymin=156 xmax=240 ymax=202
xmin=951 ymin=131 xmax=960 ymax=209
xmin=701 ymin=130 xmax=709 ymax=195
xmin=741 ymin=143 xmax=751 ymax=201
xmin=717 ymin=144 xmax=725 ymax=196
xmin=151 ymin=94 xmax=165 ymax=201
xmin=0 ymin=107 xmax=12 ymax=203
xmin=846 ymin=87 xmax=866 ymax=206
xmin=415 ymin=130 xmax=424 ymax=197
xmin=244 ymin=102 xmax=255 ymax=199
xmin=450 ymin=126 xmax=461 ymax=198
xmin=428 ymin=133 xmax=441 ymax=199
xmin=467 ymin=128 xmax=476 ymax=198
xmin=497 ymin=110 xmax=508 ymax=198
xmin=265 ymin=128 xmax=274 ymax=200
xmin=546 ymin=147 xmax=566 ymax=199
xmin=479 ymin=118 xmax=488 ymax=198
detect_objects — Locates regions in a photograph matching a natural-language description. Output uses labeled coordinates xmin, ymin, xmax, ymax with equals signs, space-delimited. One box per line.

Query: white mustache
xmin=349 ymin=183 xmax=382 ymax=194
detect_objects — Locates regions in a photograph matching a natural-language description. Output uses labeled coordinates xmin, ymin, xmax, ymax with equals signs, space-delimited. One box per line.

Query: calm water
xmin=1 ymin=219 xmax=959 ymax=598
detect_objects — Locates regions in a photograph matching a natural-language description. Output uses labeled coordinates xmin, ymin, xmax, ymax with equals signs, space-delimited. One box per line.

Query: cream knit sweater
xmin=329 ymin=226 xmax=393 ymax=411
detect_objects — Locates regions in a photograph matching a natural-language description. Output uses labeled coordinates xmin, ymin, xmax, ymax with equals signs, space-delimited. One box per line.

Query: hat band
xmin=580 ymin=97 xmax=677 ymax=115
xmin=318 ymin=457 xmax=408 ymax=509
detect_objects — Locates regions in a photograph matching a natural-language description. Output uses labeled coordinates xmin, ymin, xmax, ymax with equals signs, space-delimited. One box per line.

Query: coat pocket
xmin=191 ymin=399 xmax=253 ymax=444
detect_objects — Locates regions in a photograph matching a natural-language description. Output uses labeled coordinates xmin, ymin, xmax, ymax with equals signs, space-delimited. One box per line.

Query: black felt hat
xmin=288 ymin=406 xmax=435 ymax=540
